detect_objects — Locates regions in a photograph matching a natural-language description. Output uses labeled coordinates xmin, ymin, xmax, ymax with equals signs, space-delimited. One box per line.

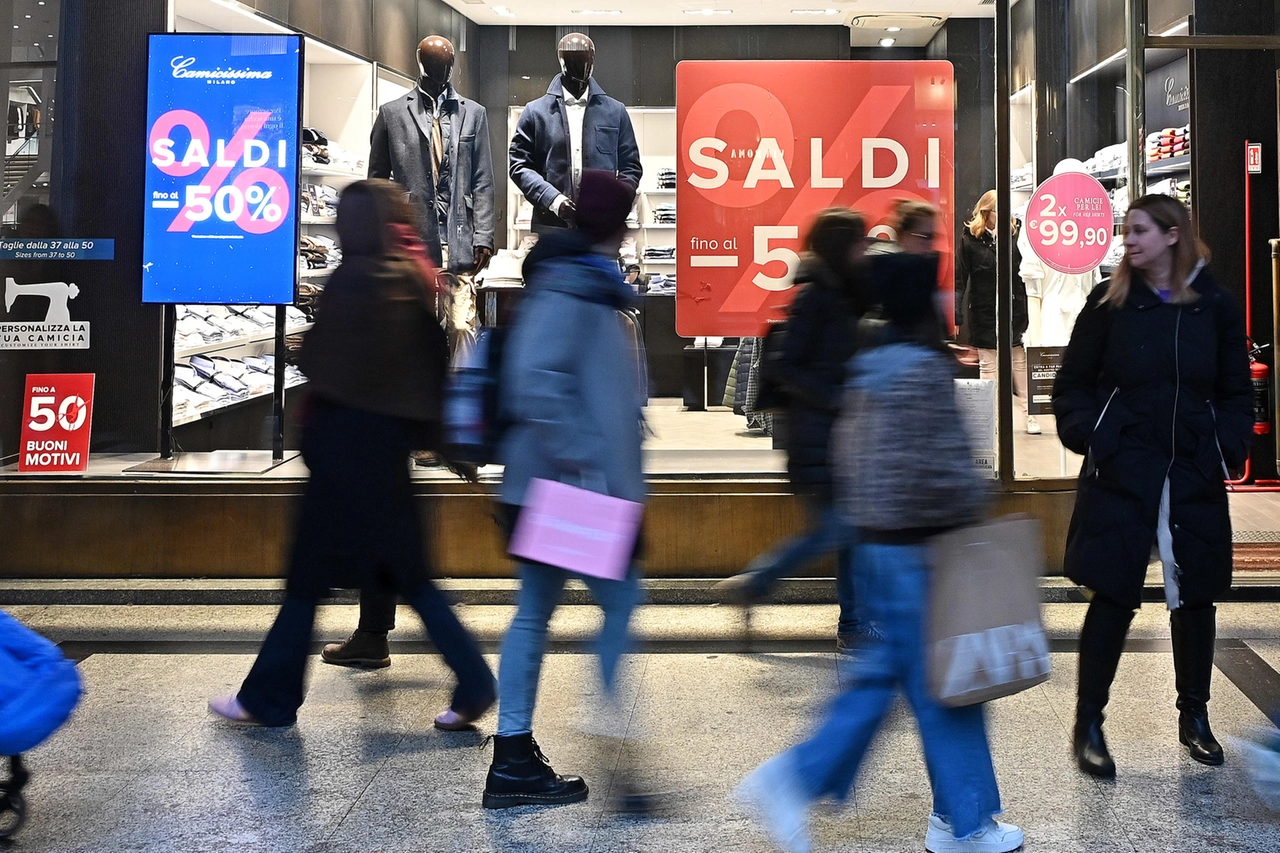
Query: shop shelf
xmin=642 ymin=223 xmax=677 ymax=229
xmin=643 ymin=188 xmax=677 ymax=194
xmin=301 ymin=166 xmax=364 ymax=181
xmin=175 ymin=323 xmax=313 ymax=359
xmin=1147 ymin=154 xmax=1191 ymax=177
xmin=172 ymin=377 xmax=309 ymax=427
xmin=301 ymin=214 xmax=337 ymax=225
xmin=299 ymin=267 xmax=334 ymax=279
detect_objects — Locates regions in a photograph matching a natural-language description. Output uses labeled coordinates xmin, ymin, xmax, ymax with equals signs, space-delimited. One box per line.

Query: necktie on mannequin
xmin=430 ymin=110 xmax=443 ymax=188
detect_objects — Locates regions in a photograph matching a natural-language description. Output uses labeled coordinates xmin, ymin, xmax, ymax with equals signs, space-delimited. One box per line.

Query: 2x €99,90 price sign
xmin=1024 ymin=171 xmax=1114 ymax=276
xmin=18 ymin=374 xmax=95 ymax=473
xmin=675 ymin=61 xmax=955 ymax=337
xmin=142 ymin=34 xmax=302 ymax=305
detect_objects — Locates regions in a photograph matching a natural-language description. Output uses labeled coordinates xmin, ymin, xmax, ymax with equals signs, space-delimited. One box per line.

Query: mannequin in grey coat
xmin=509 ymin=33 xmax=642 ymax=231
xmin=368 ymin=36 xmax=495 ymax=277
xmin=322 ymin=36 xmax=496 ymax=675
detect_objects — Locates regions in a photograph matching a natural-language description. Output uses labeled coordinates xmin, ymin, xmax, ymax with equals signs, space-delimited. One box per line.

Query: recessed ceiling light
xmin=521 ymin=75 xmax=530 ymax=79
xmin=685 ymin=8 xmax=732 ymax=14
xmin=791 ymin=9 xmax=840 ymax=14
xmin=24 ymin=14 xmax=31 ymax=18
xmin=492 ymin=5 xmax=515 ymax=16
xmin=886 ymin=27 xmax=902 ymax=32
xmin=573 ymin=9 xmax=623 ymax=14
xmin=879 ymin=38 xmax=897 ymax=47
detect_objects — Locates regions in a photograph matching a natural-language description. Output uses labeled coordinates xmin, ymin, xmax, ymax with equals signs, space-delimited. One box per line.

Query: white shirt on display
xmin=552 ymin=82 xmax=589 ymax=218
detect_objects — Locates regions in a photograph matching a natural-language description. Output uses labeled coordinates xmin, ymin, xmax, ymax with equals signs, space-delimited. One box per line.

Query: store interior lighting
xmin=879 ymin=37 xmax=896 ymax=48
xmin=1068 ymin=20 xmax=1190 ymax=84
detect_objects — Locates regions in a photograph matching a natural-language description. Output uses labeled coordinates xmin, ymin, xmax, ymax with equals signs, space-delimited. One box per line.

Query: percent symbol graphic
xmin=245 ymin=185 xmax=282 ymax=222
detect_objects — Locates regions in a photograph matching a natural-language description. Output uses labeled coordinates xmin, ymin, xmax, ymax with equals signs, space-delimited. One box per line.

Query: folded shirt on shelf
xmin=646 ymin=272 xmax=677 ymax=294
xmin=651 ymin=203 xmax=677 ymax=224
xmin=642 ymin=245 xmax=676 ymax=261
xmin=657 ymin=167 xmax=677 ymax=189
xmin=1084 ymin=143 xmax=1127 ymax=176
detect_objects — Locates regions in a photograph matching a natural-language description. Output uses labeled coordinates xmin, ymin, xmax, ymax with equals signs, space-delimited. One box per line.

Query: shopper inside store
xmin=4 ymin=1 xmax=1280 ymax=852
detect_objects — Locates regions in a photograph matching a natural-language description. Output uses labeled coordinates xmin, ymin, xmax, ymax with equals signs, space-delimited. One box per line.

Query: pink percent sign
xmin=156 ymin=110 xmax=289 ymax=234
xmin=1024 ymin=171 xmax=1114 ymax=275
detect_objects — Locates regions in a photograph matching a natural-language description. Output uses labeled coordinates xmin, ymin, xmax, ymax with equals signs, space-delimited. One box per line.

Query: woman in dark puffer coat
xmin=1053 ymin=194 xmax=1252 ymax=778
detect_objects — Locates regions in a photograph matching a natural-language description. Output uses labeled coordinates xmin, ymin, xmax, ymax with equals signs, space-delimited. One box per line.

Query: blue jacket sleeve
xmin=509 ymin=108 xmax=562 ymax=212
xmin=470 ymin=107 xmax=495 ymax=251
xmin=368 ymin=106 xmax=391 ymax=180
xmin=616 ymin=109 xmax=642 ymax=191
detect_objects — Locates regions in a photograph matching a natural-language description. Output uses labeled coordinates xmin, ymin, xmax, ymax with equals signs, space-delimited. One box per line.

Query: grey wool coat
xmin=368 ymin=87 xmax=495 ymax=272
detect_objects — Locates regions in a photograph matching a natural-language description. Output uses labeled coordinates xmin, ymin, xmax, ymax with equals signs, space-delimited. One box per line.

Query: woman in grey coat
xmin=482 ymin=171 xmax=648 ymax=810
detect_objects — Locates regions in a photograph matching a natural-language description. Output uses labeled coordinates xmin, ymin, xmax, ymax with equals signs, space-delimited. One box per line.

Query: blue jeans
xmin=786 ymin=542 xmax=1002 ymax=839
xmin=745 ymin=497 xmax=859 ymax=636
xmin=497 ymin=561 xmax=644 ymax=736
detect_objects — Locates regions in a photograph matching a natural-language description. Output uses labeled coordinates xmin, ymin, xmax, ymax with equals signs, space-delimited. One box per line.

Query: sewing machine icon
xmin=4 ymin=278 xmax=81 ymax=324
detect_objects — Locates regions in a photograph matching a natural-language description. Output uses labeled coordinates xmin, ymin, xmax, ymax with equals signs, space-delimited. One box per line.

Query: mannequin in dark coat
xmin=1052 ymin=194 xmax=1251 ymax=779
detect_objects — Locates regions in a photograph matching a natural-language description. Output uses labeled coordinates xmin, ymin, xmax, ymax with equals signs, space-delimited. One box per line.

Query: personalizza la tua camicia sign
xmin=675 ymin=61 xmax=955 ymax=336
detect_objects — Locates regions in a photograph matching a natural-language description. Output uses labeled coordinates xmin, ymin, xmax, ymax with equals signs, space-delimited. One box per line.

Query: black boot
xmin=1171 ymin=606 xmax=1224 ymax=766
xmin=320 ymin=630 xmax=390 ymax=668
xmin=1073 ymin=596 xmax=1134 ymax=778
xmin=483 ymin=733 xmax=589 ymax=809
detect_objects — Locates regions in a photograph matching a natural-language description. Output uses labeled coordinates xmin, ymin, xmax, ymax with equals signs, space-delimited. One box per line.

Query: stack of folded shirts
xmin=1085 ymin=143 xmax=1127 ymax=176
xmin=514 ymin=199 xmax=533 ymax=228
xmin=300 ymin=235 xmax=341 ymax=270
xmin=1101 ymin=234 xmax=1126 ymax=271
xmin=619 ymin=237 xmax=639 ymax=267
xmin=652 ymin=204 xmax=676 ymax=225
xmin=1011 ymin=163 xmax=1034 ymax=189
xmin=1174 ymin=180 xmax=1191 ymax=206
xmin=657 ymin=168 xmax=677 ymax=189
xmin=642 ymin=245 xmax=676 ymax=261
xmin=626 ymin=206 xmax=640 ymax=227
xmin=296 ymin=282 xmax=323 ymax=320
xmin=476 ymin=249 xmax=525 ymax=287
xmin=1147 ymin=126 xmax=1190 ymax=162
xmin=301 ymin=182 xmax=339 ymax=219
xmin=175 ymin=308 xmax=224 ymax=351
xmin=646 ymin=273 xmax=676 ymax=295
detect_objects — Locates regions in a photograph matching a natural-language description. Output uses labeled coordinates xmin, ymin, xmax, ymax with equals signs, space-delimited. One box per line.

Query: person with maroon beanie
xmin=482 ymin=171 xmax=649 ymax=810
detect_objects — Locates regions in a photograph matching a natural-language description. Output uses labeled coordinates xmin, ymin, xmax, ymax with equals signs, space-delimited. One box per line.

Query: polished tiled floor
xmin=7 ymin=602 xmax=1280 ymax=852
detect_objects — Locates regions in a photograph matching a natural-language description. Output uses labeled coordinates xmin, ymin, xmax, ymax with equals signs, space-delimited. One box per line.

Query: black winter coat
xmin=955 ymin=228 xmax=1028 ymax=349
xmin=776 ymin=258 xmax=863 ymax=501
xmin=1052 ymin=267 xmax=1252 ymax=609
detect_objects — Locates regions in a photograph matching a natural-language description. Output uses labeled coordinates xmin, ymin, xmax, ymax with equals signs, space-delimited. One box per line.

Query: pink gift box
xmin=508 ymin=478 xmax=644 ymax=581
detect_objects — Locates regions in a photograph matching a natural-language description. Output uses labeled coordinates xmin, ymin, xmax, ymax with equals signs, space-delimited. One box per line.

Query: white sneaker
xmin=1025 ymin=416 xmax=1042 ymax=435
xmin=925 ymin=814 xmax=1024 ymax=853
xmin=733 ymin=754 xmax=812 ymax=853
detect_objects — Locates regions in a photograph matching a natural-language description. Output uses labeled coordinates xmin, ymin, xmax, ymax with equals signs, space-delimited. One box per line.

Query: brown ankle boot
xmin=321 ymin=630 xmax=390 ymax=669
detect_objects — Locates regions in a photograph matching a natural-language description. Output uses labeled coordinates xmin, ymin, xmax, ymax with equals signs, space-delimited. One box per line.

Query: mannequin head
xmin=557 ymin=33 xmax=595 ymax=99
xmin=417 ymin=36 xmax=455 ymax=98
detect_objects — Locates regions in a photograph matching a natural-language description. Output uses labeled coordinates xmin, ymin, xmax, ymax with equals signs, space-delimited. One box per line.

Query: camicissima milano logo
xmin=170 ymin=56 xmax=273 ymax=80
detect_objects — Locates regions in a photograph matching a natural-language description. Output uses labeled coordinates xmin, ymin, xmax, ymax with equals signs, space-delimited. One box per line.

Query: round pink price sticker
xmin=1025 ymin=172 xmax=1114 ymax=275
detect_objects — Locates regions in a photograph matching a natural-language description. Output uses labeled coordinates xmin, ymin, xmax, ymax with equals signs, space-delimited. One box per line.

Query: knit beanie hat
xmin=575 ymin=170 xmax=634 ymax=244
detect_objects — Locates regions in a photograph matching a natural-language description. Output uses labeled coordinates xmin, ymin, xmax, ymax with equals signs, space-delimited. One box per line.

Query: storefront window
xmin=3 ymin=0 xmax=58 ymax=231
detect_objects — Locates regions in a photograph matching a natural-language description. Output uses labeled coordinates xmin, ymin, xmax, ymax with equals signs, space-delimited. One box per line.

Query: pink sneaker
xmin=208 ymin=695 xmax=263 ymax=725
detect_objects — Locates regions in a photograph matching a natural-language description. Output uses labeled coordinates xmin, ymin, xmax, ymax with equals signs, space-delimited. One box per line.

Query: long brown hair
xmin=890 ymin=198 xmax=937 ymax=238
xmin=966 ymin=190 xmax=997 ymax=238
xmin=1103 ymin=194 xmax=1207 ymax=308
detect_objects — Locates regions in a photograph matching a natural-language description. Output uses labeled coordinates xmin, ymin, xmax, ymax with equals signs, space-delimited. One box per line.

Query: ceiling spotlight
xmin=886 ymin=27 xmax=902 ymax=32
xmin=879 ymin=38 xmax=897 ymax=47
xmin=492 ymin=6 xmax=515 ymax=16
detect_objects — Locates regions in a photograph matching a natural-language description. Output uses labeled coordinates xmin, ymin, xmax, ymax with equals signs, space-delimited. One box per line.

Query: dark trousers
xmin=357 ymin=588 xmax=399 ymax=633
xmin=238 ymin=580 xmax=494 ymax=727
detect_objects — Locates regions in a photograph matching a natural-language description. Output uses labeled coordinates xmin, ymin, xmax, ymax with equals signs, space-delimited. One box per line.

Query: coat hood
xmin=523 ymin=229 xmax=637 ymax=309
xmin=848 ymin=342 xmax=934 ymax=397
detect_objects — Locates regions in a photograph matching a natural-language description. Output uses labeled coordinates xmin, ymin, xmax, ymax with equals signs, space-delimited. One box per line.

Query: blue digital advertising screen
xmin=142 ymin=34 xmax=302 ymax=304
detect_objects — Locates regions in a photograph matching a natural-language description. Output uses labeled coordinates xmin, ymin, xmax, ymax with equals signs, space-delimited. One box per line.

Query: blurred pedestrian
xmin=955 ymin=190 xmax=1037 ymax=433
xmin=735 ymin=251 xmax=1023 ymax=853
xmin=712 ymin=208 xmax=870 ymax=649
xmin=481 ymin=170 xmax=648 ymax=810
xmin=1053 ymin=194 xmax=1252 ymax=777
xmin=209 ymin=179 xmax=495 ymax=729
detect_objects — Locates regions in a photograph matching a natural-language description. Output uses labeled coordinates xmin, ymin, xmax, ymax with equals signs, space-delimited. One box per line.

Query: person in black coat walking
xmin=208 ymin=181 xmax=496 ymax=729
xmin=955 ymin=190 xmax=1037 ymax=433
xmin=712 ymin=208 xmax=869 ymax=647
xmin=1052 ymin=194 xmax=1252 ymax=777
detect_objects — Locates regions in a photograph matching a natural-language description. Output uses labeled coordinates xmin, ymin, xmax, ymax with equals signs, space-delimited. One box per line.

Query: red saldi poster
xmin=675 ymin=61 xmax=955 ymax=336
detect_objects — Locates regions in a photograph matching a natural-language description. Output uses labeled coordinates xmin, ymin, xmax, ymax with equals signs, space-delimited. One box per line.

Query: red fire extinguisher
xmin=1250 ymin=340 xmax=1272 ymax=435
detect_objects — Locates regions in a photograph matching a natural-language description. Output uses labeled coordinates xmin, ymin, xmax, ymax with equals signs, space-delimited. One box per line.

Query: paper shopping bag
xmin=509 ymin=478 xmax=644 ymax=581
xmin=927 ymin=514 xmax=1051 ymax=707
